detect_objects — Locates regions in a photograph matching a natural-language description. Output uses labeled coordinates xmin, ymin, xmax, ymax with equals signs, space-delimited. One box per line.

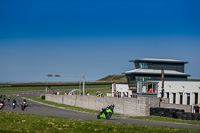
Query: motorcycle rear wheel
xmin=106 ymin=113 xmax=112 ymax=120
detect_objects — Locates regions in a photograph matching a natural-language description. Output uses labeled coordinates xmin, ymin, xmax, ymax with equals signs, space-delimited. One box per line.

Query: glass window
xmin=187 ymin=93 xmax=190 ymax=105
xmin=138 ymin=62 xmax=148 ymax=69
xmin=179 ymin=93 xmax=183 ymax=104
xmin=153 ymin=83 xmax=158 ymax=93
xmin=166 ymin=92 xmax=169 ymax=98
xmin=195 ymin=93 xmax=198 ymax=105
xmin=173 ymin=93 xmax=176 ymax=104
xmin=135 ymin=63 xmax=140 ymax=69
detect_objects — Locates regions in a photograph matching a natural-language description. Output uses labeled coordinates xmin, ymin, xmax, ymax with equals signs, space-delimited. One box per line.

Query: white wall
xmin=157 ymin=81 xmax=200 ymax=106
xmin=112 ymin=81 xmax=200 ymax=106
xmin=112 ymin=84 xmax=131 ymax=97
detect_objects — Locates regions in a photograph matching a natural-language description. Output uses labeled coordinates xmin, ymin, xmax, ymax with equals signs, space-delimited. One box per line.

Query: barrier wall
xmin=149 ymin=98 xmax=192 ymax=112
xmin=46 ymin=94 xmax=149 ymax=116
xmin=45 ymin=94 xmax=192 ymax=116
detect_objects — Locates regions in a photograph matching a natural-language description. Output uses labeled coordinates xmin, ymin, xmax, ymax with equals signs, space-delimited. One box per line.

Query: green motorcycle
xmin=97 ymin=104 xmax=114 ymax=120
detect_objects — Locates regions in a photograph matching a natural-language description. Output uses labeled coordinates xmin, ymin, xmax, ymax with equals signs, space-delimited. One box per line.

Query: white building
xmin=112 ymin=58 xmax=200 ymax=106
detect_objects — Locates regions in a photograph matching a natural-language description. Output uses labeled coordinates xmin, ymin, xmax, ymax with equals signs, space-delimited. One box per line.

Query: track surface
xmin=1 ymin=98 xmax=200 ymax=130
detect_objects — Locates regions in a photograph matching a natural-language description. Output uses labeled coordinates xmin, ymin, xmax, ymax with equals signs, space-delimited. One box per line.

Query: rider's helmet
xmin=111 ymin=104 xmax=115 ymax=107
xmin=23 ymin=99 xmax=26 ymax=102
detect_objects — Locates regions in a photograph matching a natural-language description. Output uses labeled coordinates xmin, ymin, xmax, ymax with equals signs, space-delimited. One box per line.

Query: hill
xmin=97 ymin=75 xmax=127 ymax=83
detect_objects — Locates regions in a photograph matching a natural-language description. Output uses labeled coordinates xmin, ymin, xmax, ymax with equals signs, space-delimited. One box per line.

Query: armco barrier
xmin=45 ymin=94 xmax=149 ymax=116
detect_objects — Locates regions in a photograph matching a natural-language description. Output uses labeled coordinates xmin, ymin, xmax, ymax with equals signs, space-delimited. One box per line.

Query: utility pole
xmin=159 ymin=68 xmax=165 ymax=108
xmin=83 ymin=70 xmax=85 ymax=96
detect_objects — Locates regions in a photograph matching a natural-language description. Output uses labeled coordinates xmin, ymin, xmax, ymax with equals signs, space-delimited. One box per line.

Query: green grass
xmin=0 ymin=111 xmax=200 ymax=133
xmin=129 ymin=116 xmax=200 ymax=126
xmin=28 ymin=97 xmax=200 ymax=126
xmin=0 ymin=85 xmax=111 ymax=93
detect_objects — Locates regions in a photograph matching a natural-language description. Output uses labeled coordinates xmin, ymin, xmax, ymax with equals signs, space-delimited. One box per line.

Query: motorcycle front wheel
xmin=97 ymin=113 xmax=101 ymax=119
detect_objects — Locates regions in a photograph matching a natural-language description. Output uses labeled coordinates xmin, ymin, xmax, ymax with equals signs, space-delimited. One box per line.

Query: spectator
xmin=148 ymin=88 xmax=153 ymax=93
xmin=3 ymin=95 xmax=6 ymax=100
xmin=85 ymin=91 xmax=89 ymax=96
xmin=80 ymin=91 xmax=83 ymax=96
xmin=7 ymin=97 xmax=11 ymax=102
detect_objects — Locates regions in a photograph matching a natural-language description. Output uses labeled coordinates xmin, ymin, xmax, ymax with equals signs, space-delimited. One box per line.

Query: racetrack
xmin=1 ymin=97 xmax=200 ymax=130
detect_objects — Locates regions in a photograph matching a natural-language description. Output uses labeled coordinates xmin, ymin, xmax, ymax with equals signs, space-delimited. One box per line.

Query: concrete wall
xmin=46 ymin=94 xmax=149 ymax=116
xmin=148 ymin=97 xmax=192 ymax=112
xmin=45 ymin=94 xmax=192 ymax=116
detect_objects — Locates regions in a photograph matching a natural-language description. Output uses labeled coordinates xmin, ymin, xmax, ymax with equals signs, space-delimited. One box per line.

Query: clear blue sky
xmin=0 ymin=0 xmax=200 ymax=82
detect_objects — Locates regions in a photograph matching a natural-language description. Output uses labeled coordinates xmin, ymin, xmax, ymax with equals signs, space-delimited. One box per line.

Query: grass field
xmin=0 ymin=84 xmax=111 ymax=93
xmin=0 ymin=111 xmax=200 ymax=133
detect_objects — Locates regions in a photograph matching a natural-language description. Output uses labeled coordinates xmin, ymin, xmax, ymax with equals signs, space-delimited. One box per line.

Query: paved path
xmin=2 ymin=98 xmax=200 ymax=130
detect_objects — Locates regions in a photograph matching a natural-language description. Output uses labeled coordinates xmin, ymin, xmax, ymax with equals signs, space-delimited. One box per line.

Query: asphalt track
xmin=1 ymin=98 xmax=200 ymax=130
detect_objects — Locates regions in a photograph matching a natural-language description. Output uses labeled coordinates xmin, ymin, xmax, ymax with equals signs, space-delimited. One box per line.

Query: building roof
xmin=129 ymin=58 xmax=188 ymax=64
xmin=123 ymin=69 xmax=190 ymax=76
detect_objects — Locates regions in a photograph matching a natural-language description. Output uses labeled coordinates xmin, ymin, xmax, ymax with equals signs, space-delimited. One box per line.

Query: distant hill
xmin=97 ymin=76 xmax=200 ymax=83
xmin=97 ymin=75 xmax=127 ymax=83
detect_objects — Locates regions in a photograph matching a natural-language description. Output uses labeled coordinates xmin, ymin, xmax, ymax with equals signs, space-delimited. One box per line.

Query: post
xmin=114 ymin=82 xmax=116 ymax=97
xmin=160 ymin=68 xmax=165 ymax=108
xmin=83 ymin=70 xmax=85 ymax=96
xmin=199 ymin=101 xmax=200 ymax=113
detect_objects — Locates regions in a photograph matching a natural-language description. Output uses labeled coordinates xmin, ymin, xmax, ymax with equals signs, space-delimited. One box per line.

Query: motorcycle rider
xmin=0 ymin=100 xmax=5 ymax=109
xmin=3 ymin=95 xmax=6 ymax=100
xmin=12 ymin=99 xmax=17 ymax=108
xmin=102 ymin=104 xmax=115 ymax=115
xmin=8 ymin=97 xmax=11 ymax=102
xmin=2 ymin=100 xmax=5 ymax=106
xmin=12 ymin=99 xmax=17 ymax=105
xmin=13 ymin=99 xmax=16 ymax=103
xmin=21 ymin=99 xmax=27 ymax=106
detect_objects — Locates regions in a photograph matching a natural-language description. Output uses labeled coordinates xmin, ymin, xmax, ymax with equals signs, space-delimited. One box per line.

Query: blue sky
xmin=0 ymin=0 xmax=200 ymax=82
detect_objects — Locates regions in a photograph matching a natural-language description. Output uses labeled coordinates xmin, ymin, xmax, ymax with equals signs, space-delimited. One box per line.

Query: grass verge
xmin=0 ymin=111 xmax=200 ymax=133
xmin=28 ymin=97 xmax=200 ymax=126
xmin=0 ymin=85 xmax=111 ymax=93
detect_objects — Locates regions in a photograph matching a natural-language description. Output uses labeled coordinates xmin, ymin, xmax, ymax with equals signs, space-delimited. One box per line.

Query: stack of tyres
xmin=176 ymin=109 xmax=184 ymax=113
xmin=168 ymin=109 xmax=175 ymax=118
xmin=158 ymin=111 xmax=165 ymax=117
xmin=181 ymin=113 xmax=187 ymax=120
xmin=198 ymin=114 xmax=200 ymax=120
xmin=150 ymin=108 xmax=160 ymax=116
xmin=172 ymin=110 xmax=178 ymax=118
xmin=150 ymin=108 xmax=155 ymax=115
xmin=176 ymin=112 xmax=182 ymax=119
xmin=164 ymin=108 xmax=169 ymax=117
xmin=185 ymin=112 xmax=192 ymax=120
xmin=191 ymin=113 xmax=198 ymax=121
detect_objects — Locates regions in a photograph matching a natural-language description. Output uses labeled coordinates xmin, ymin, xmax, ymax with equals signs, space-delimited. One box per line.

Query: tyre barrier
xmin=150 ymin=107 xmax=200 ymax=121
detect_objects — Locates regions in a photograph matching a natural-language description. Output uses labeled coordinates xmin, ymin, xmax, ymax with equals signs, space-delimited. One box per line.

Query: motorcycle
xmin=97 ymin=105 xmax=114 ymax=120
xmin=12 ymin=103 xmax=16 ymax=109
xmin=0 ymin=103 xmax=4 ymax=110
xmin=21 ymin=103 xmax=26 ymax=111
